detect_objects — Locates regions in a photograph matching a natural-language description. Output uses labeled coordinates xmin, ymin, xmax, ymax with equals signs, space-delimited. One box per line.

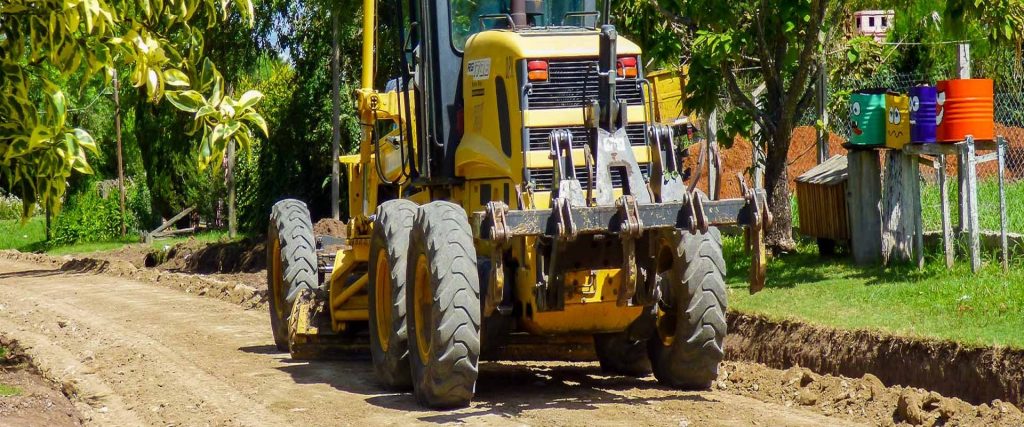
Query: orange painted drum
xmin=936 ymin=78 xmax=994 ymax=142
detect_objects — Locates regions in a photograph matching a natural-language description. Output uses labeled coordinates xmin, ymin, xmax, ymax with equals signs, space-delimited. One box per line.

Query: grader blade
xmin=287 ymin=288 xmax=368 ymax=360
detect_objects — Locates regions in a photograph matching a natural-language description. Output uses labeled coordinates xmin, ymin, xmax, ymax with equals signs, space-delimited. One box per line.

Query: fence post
xmin=816 ymin=58 xmax=829 ymax=164
xmin=956 ymin=43 xmax=971 ymax=233
xmin=706 ymin=108 xmax=719 ymax=199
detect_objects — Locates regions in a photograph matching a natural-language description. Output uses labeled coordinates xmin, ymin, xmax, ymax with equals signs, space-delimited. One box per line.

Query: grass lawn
xmin=0 ymin=217 xmax=244 ymax=256
xmin=920 ymin=178 xmax=1024 ymax=234
xmin=724 ymin=235 xmax=1024 ymax=349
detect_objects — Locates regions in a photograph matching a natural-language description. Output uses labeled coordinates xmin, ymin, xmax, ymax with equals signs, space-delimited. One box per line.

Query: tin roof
xmin=796 ymin=155 xmax=848 ymax=185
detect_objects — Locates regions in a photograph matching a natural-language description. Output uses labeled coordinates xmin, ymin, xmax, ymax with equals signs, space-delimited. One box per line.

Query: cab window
xmin=448 ymin=0 xmax=600 ymax=50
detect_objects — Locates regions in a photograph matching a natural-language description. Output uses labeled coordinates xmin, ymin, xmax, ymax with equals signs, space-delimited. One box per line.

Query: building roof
xmin=796 ymin=155 xmax=848 ymax=185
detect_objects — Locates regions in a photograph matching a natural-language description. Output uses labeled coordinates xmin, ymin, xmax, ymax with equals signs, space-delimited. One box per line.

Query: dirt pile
xmin=0 ymin=251 xmax=267 ymax=309
xmin=0 ymin=337 xmax=81 ymax=427
xmin=717 ymin=361 xmax=1024 ymax=426
xmin=148 ymin=238 xmax=265 ymax=274
xmin=725 ymin=312 xmax=1024 ymax=410
xmin=313 ymin=218 xmax=347 ymax=238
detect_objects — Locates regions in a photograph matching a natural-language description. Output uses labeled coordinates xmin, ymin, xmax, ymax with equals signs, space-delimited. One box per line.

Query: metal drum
xmin=909 ymin=85 xmax=938 ymax=143
xmin=885 ymin=91 xmax=910 ymax=149
xmin=849 ymin=89 xmax=887 ymax=146
xmin=936 ymin=78 xmax=994 ymax=142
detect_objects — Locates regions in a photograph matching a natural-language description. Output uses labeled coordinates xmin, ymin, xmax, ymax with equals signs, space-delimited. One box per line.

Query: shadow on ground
xmin=241 ymin=345 xmax=709 ymax=423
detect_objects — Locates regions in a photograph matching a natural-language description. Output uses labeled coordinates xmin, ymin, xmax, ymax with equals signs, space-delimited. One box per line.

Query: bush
xmin=0 ymin=193 xmax=37 ymax=221
xmin=52 ymin=179 xmax=149 ymax=245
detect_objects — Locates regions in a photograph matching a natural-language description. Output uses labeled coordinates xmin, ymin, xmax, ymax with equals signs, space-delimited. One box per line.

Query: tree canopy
xmin=0 ymin=0 xmax=265 ymax=216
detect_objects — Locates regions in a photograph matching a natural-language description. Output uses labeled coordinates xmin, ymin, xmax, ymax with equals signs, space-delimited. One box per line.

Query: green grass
xmin=921 ymin=178 xmax=1024 ymax=234
xmin=724 ymin=236 xmax=1024 ymax=349
xmin=0 ymin=217 xmax=46 ymax=251
xmin=0 ymin=383 xmax=21 ymax=397
xmin=0 ymin=218 xmax=245 ymax=256
xmin=0 ymin=346 xmax=22 ymax=397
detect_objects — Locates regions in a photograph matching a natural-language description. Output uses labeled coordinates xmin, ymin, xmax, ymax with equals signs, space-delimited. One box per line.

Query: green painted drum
xmin=849 ymin=89 xmax=887 ymax=146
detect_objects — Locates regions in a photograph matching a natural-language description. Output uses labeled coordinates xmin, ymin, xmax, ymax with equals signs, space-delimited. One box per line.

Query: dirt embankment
xmin=726 ymin=313 xmax=1024 ymax=411
xmin=0 ymin=250 xmax=267 ymax=309
xmin=0 ymin=337 xmax=81 ymax=427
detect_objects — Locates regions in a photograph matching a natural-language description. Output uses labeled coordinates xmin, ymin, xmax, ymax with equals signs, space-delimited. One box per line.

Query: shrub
xmin=52 ymin=179 xmax=149 ymax=245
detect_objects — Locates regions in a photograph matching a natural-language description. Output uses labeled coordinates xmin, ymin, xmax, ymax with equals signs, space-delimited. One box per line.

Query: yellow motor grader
xmin=266 ymin=0 xmax=769 ymax=408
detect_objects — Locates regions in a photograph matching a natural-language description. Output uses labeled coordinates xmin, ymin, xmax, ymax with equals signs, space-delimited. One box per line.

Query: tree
xmin=620 ymin=0 xmax=1024 ymax=251
xmin=0 ymin=0 xmax=265 ymax=218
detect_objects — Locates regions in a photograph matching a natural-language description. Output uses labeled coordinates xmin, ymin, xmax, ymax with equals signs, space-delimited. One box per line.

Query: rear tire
xmin=648 ymin=228 xmax=727 ymax=389
xmin=267 ymin=200 xmax=319 ymax=352
xmin=406 ymin=201 xmax=481 ymax=408
xmin=594 ymin=332 xmax=651 ymax=377
xmin=368 ymin=200 xmax=417 ymax=390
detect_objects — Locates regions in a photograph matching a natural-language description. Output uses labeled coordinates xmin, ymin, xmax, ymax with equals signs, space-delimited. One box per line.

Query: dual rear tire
xmin=369 ymin=201 xmax=481 ymax=408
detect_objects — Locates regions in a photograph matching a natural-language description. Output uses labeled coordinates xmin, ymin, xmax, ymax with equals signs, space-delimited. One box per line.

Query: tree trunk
xmin=763 ymin=125 xmax=797 ymax=252
xmin=330 ymin=8 xmax=341 ymax=220
xmin=227 ymin=137 xmax=237 ymax=239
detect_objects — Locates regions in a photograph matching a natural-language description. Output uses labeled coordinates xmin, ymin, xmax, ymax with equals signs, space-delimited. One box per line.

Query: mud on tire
xmin=267 ymin=199 xmax=319 ymax=352
xmin=647 ymin=228 xmax=727 ymax=389
xmin=368 ymin=199 xmax=418 ymax=390
xmin=406 ymin=201 xmax=481 ymax=408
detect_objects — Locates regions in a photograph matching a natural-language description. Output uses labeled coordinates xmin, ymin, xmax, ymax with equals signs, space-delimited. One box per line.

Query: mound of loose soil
xmin=725 ymin=312 xmax=1024 ymax=411
xmin=151 ymin=238 xmax=265 ymax=274
xmin=0 ymin=337 xmax=81 ymax=427
xmin=717 ymin=361 xmax=1024 ymax=426
xmin=313 ymin=218 xmax=347 ymax=238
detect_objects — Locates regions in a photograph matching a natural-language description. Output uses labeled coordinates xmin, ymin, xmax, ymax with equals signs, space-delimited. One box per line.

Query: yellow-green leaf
xmin=163 ymin=68 xmax=190 ymax=87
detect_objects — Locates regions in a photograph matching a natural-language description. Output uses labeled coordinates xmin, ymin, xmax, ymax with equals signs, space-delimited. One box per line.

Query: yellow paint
xmin=514 ymin=267 xmax=643 ymax=334
xmin=522 ymin=105 xmax=648 ymax=127
xmin=335 ymin=15 xmax=663 ymax=338
xmin=524 ymin=147 xmax=651 ymax=168
xmin=886 ymin=92 xmax=911 ymax=149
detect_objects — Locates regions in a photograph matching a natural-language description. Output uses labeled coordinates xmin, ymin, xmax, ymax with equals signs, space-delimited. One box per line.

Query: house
xmin=853 ymin=10 xmax=895 ymax=42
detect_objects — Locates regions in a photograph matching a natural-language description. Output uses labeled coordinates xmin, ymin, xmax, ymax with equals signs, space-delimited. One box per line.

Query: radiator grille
xmin=525 ymin=123 xmax=647 ymax=151
xmin=527 ymin=163 xmax=651 ymax=192
xmin=526 ymin=59 xmax=644 ymax=110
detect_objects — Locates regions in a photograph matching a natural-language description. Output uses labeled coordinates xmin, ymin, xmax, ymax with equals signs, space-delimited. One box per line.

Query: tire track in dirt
xmin=0 ymin=258 xmax=856 ymax=426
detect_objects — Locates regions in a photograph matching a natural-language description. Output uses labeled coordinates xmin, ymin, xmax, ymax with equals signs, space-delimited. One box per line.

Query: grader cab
xmin=266 ymin=0 xmax=770 ymax=408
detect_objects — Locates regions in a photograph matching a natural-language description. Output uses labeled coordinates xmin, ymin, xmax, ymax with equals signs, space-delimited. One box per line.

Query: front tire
xmin=406 ymin=201 xmax=481 ymax=408
xmin=368 ymin=200 xmax=417 ymax=390
xmin=647 ymin=228 xmax=728 ymax=389
xmin=267 ymin=200 xmax=319 ymax=352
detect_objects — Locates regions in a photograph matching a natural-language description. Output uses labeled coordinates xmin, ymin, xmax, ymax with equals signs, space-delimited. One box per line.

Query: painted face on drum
xmin=850 ymin=101 xmax=863 ymax=136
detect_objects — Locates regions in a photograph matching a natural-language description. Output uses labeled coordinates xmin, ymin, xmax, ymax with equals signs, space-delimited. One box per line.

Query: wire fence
xmin=704 ymin=44 xmax=1024 ymax=237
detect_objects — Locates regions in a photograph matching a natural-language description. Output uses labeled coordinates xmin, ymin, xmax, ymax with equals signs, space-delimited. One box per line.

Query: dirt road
xmin=0 ymin=258 xmax=866 ymax=426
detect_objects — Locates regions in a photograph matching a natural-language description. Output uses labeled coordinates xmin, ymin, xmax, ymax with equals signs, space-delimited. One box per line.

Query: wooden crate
xmin=795 ymin=155 xmax=851 ymax=241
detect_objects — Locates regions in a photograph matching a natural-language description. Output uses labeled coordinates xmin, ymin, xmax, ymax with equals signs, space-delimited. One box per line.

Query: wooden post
xmin=113 ymin=70 xmax=126 ymax=237
xmin=846 ymin=149 xmax=883 ymax=265
xmin=956 ymin=43 xmax=971 ymax=234
xmin=330 ymin=9 xmax=342 ymax=220
xmin=998 ymin=137 xmax=1009 ymax=273
xmin=911 ymin=154 xmax=924 ymax=269
xmin=706 ymin=109 xmax=719 ymax=199
xmin=882 ymin=150 xmax=915 ymax=264
xmin=965 ymin=138 xmax=981 ymax=272
xmin=937 ymin=154 xmax=954 ymax=268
